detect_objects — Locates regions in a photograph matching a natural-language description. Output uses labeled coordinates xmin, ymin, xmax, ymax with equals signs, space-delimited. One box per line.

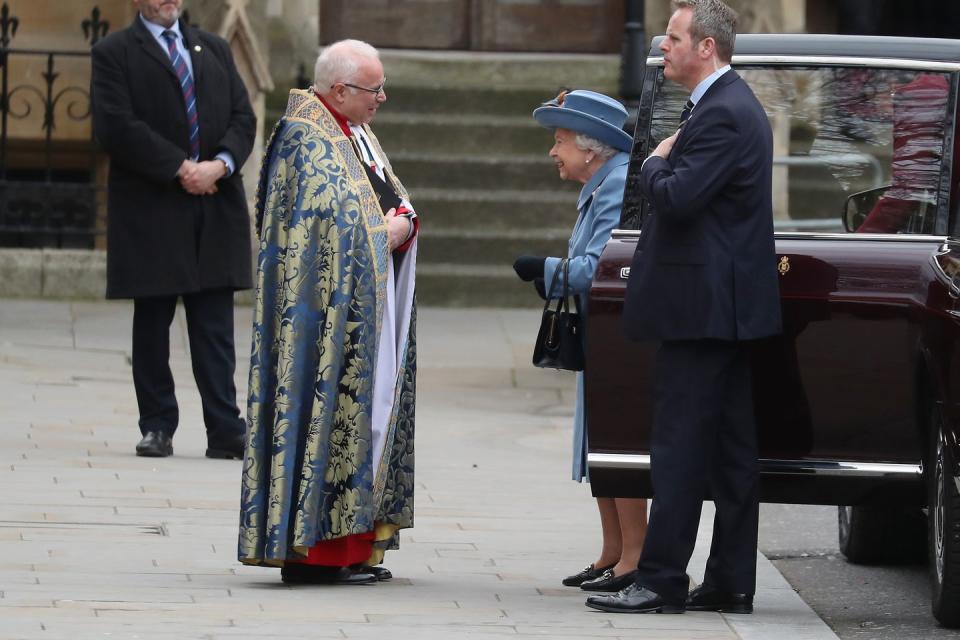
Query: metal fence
xmin=0 ymin=3 xmax=108 ymax=249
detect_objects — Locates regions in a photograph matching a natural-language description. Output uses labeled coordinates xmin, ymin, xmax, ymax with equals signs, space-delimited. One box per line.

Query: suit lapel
xmin=675 ymin=70 xmax=740 ymax=154
xmin=700 ymin=69 xmax=739 ymax=103
xmin=684 ymin=70 xmax=739 ymax=126
xmin=182 ymin=23 xmax=205 ymax=87
xmin=132 ymin=15 xmax=178 ymax=81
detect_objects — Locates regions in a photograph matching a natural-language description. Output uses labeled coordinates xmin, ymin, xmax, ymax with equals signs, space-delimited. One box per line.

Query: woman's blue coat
xmin=543 ymin=151 xmax=629 ymax=481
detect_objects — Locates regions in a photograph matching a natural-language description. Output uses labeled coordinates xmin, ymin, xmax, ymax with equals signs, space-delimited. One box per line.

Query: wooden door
xmin=320 ymin=0 xmax=624 ymax=53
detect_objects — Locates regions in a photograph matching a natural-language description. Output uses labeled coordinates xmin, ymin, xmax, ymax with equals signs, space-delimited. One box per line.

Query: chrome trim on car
xmin=588 ymin=453 xmax=922 ymax=477
xmin=609 ymin=229 xmax=946 ymax=242
xmin=646 ymin=55 xmax=960 ymax=71
xmin=589 ymin=453 xmax=650 ymax=469
xmin=773 ymin=233 xmax=946 ymax=241
xmin=760 ymin=459 xmax=923 ymax=477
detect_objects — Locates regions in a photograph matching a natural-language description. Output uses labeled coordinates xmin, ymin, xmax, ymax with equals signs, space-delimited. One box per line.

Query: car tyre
xmin=928 ymin=408 xmax=960 ymax=628
xmin=837 ymin=504 xmax=925 ymax=564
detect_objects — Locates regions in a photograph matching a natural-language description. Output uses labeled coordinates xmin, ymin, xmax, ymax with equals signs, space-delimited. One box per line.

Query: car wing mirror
xmin=843 ymin=185 xmax=891 ymax=232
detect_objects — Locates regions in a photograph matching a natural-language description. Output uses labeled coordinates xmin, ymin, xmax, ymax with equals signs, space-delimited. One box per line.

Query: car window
xmin=642 ymin=67 xmax=952 ymax=235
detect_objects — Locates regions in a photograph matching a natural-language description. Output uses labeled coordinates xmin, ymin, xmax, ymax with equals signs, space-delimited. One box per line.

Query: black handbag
xmin=532 ymin=259 xmax=585 ymax=371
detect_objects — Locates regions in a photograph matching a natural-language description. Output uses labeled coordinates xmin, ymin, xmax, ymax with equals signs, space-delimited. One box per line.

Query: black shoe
xmin=135 ymin=431 xmax=173 ymax=457
xmin=351 ymin=564 xmax=392 ymax=581
xmin=280 ymin=564 xmax=377 ymax=585
xmin=585 ymin=583 xmax=686 ymax=614
xmin=205 ymin=433 xmax=245 ymax=460
xmin=685 ymin=583 xmax=753 ymax=614
xmin=280 ymin=563 xmax=328 ymax=584
xmin=581 ymin=569 xmax=639 ymax=592
xmin=563 ymin=563 xmax=614 ymax=587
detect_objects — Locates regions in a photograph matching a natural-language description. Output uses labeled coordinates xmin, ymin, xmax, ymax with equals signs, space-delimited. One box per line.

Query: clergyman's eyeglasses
xmin=336 ymin=80 xmax=386 ymax=96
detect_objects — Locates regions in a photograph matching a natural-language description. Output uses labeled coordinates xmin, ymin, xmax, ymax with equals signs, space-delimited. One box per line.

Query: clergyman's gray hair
xmin=574 ymin=133 xmax=618 ymax=162
xmin=313 ymin=39 xmax=380 ymax=90
xmin=671 ymin=0 xmax=738 ymax=63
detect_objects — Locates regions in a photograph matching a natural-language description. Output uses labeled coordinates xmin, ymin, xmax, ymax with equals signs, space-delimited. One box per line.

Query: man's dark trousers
xmin=635 ymin=339 xmax=759 ymax=602
xmin=132 ymin=289 xmax=244 ymax=443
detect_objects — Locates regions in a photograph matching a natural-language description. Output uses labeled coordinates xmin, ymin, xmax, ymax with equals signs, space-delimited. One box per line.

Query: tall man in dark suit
xmin=91 ymin=0 xmax=256 ymax=459
xmin=587 ymin=0 xmax=781 ymax=615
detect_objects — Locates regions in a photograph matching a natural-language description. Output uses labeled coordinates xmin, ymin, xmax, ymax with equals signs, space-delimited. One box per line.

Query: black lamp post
xmin=619 ymin=0 xmax=646 ymax=132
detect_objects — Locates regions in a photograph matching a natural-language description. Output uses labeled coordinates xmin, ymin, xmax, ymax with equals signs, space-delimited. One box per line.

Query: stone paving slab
xmin=0 ymin=300 xmax=839 ymax=640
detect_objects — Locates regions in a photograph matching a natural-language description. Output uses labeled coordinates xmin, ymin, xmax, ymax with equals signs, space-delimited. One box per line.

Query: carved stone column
xmin=645 ymin=1 xmax=808 ymax=221
xmin=729 ymin=1 xmax=807 ymax=221
xmin=645 ymin=0 xmax=807 ymax=46
xmin=263 ymin=0 xmax=318 ymax=92
xmin=186 ymin=0 xmax=273 ymax=203
xmin=728 ymin=0 xmax=806 ymax=34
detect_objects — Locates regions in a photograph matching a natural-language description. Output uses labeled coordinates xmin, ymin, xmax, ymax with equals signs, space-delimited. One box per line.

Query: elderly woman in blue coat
xmin=514 ymin=90 xmax=648 ymax=593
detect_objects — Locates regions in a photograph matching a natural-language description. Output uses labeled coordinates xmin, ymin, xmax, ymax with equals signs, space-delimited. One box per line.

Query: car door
xmin=746 ymin=65 xmax=953 ymax=470
xmin=587 ymin=62 xmax=957 ymax=502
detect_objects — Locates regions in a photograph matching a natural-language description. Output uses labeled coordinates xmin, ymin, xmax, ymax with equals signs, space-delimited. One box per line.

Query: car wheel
xmin=928 ymin=409 xmax=960 ymax=627
xmin=838 ymin=504 xmax=925 ymax=564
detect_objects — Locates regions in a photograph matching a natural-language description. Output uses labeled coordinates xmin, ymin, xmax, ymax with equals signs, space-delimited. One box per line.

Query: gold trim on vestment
xmin=283 ymin=89 xmax=391 ymax=330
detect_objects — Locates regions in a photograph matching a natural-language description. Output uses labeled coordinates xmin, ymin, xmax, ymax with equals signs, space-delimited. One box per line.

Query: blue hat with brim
xmin=532 ymin=90 xmax=633 ymax=153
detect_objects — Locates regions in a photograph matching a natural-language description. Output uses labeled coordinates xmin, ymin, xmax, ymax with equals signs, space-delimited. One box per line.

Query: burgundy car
xmin=586 ymin=34 xmax=960 ymax=626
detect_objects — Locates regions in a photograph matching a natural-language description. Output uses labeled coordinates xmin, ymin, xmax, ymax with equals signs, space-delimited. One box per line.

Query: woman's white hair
xmin=314 ymin=39 xmax=380 ymax=90
xmin=574 ymin=133 xmax=618 ymax=161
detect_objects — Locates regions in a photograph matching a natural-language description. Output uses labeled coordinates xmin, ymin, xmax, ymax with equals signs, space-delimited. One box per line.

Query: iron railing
xmin=0 ymin=3 xmax=108 ymax=249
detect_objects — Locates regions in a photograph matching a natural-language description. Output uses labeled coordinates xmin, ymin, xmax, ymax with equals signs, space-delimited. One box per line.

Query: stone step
xmin=411 ymin=188 xmax=581 ymax=231
xmin=385 ymin=85 xmax=557 ymax=117
xmin=418 ymin=227 xmax=569 ymax=266
xmin=415 ymin=262 xmax=543 ymax=308
xmin=379 ymin=49 xmax=619 ymax=92
xmin=262 ymin=109 xmax=549 ymax=157
xmin=262 ymin=49 xmax=622 ymax=307
xmin=375 ymin=113 xmax=552 ymax=156
xmin=392 ymin=153 xmax=577 ymax=192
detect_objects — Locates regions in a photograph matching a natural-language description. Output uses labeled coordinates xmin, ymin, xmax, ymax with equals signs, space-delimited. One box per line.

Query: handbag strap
xmin=542 ymin=258 xmax=580 ymax=316
xmin=566 ymin=258 xmax=582 ymax=316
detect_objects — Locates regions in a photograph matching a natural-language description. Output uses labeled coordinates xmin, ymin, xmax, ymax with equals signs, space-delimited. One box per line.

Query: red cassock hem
xmin=288 ymin=532 xmax=376 ymax=567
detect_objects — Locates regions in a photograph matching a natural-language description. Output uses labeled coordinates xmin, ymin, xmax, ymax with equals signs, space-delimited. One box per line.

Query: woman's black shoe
xmin=562 ymin=563 xmax=614 ymax=587
xmin=580 ymin=569 xmax=639 ymax=592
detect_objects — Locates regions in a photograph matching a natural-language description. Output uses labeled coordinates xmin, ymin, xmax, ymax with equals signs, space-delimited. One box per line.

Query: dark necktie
xmin=356 ymin=132 xmax=378 ymax=173
xmin=162 ymin=30 xmax=200 ymax=160
xmin=680 ymin=98 xmax=694 ymax=125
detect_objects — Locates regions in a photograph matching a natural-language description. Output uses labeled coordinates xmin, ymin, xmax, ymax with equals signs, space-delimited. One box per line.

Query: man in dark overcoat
xmin=587 ymin=0 xmax=781 ymax=615
xmin=91 ymin=0 xmax=256 ymax=459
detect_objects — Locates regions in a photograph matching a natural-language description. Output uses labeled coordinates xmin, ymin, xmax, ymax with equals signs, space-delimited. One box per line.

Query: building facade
xmin=0 ymin=0 xmax=955 ymax=300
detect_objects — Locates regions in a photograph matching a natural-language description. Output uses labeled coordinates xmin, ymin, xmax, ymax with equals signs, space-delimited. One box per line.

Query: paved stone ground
xmin=0 ymin=300 xmax=838 ymax=639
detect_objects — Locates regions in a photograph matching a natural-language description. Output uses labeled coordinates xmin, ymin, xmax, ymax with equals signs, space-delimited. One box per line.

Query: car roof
xmin=649 ymin=34 xmax=960 ymax=64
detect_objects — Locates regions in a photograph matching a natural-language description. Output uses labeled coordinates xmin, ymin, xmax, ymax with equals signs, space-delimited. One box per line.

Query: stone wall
xmin=0 ymin=0 xmax=272 ymax=299
xmin=263 ymin=0 xmax=319 ymax=91
xmin=1 ymin=0 xmax=826 ymax=302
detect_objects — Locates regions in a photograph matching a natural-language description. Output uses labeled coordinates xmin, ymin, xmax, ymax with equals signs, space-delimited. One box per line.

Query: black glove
xmin=513 ymin=255 xmax=546 ymax=282
xmin=533 ymin=277 xmax=547 ymax=300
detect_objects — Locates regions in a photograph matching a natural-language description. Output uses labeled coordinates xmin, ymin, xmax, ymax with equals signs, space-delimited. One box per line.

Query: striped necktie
xmin=162 ymin=30 xmax=200 ymax=160
xmin=680 ymin=98 xmax=694 ymax=125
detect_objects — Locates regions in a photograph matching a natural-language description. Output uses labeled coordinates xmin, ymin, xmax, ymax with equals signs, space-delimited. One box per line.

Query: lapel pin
xmin=194 ymin=45 xmax=202 ymax=52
